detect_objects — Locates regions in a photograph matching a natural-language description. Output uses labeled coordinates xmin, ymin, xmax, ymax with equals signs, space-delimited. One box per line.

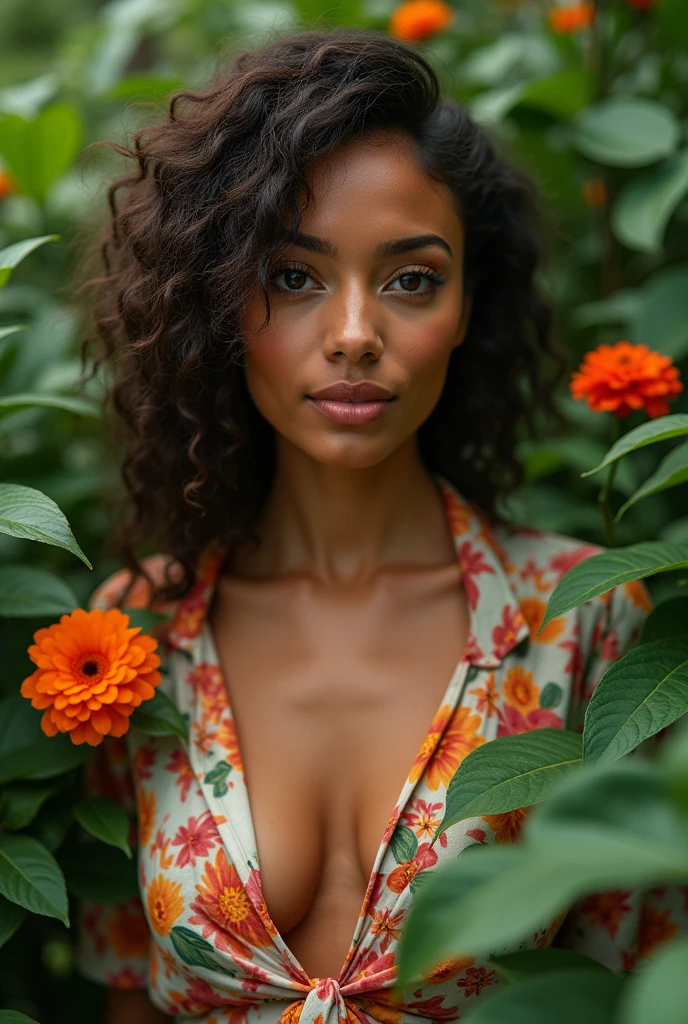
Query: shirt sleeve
xmin=75 ymin=567 xmax=155 ymax=990
xmin=553 ymin=578 xmax=688 ymax=971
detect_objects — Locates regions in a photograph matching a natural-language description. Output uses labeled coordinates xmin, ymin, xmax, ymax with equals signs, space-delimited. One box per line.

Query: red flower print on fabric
xmin=172 ymin=810 xmax=220 ymax=867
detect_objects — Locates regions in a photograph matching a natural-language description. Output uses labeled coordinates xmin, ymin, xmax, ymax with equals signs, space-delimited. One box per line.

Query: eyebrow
xmin=288 ymin=231 xmax=453 ymax=260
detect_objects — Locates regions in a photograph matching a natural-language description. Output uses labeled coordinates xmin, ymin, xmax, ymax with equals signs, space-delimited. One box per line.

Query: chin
xmin=300 ymin=436 xmax=397 ymax=470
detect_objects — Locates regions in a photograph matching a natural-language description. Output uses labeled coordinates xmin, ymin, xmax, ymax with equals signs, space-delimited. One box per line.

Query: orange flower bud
xmin=0 ymin=170 xmax=15 ymax=200
xmin=547 ymin=3 xmax=595 ymax=33
xmin=583 ymin=177 xmax=607 ymax=208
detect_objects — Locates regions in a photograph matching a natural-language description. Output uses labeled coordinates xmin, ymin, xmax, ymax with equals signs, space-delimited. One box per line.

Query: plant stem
xmin=599 ymin=416 xmax=621 ymax=547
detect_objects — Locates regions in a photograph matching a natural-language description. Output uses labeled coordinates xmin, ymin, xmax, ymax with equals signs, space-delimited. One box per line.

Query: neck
xmin=231 ymin=436 xmax=456 ymax=585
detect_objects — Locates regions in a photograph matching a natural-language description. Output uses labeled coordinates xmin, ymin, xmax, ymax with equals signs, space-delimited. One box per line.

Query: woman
xmin=76 ymin=27 xmax=657 ymax=1024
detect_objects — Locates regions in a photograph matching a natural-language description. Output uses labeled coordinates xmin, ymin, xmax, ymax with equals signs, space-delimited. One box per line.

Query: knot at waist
xmin=298 ymin=977 xmax=346 ymax=1024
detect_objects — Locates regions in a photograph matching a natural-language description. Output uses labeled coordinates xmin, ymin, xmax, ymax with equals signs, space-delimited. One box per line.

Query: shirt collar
xmin=163 ymin=472 xmax=530 ymax=667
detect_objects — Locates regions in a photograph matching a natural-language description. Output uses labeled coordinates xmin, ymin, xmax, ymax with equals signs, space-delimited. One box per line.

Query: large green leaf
xmin=619 ymin=936 xmax=688 ymax=1024
xmin=0 ymin=483 xmax=91 ymax=567
xmin=0 ymin=393 xmax=99 ymax=420
xmin=0 ymin=895 xmax=26 ymax=949
xmin=0 ymin=325 xmax=27 ymax=343
xmin=629 ymin=264 xmax=688 ymax=361
xmin=440 ymin=730 xmax=582 ymax=832
xmin=399 ymin=827 xmax=687 ymax=974
xmin=0 ymin=695 xmax=92 ymax=784
xmin=490 ymin=948 xmax=612 ymax=985
xmin=641 ymin=598 xmax=688 ymax=643
xmin=0 ymin=235 xmax=58 ymax=289
xmin=396 ymin=845 xmax=523 ymax=986
xmin=541 ymin=543 xmax=688 ymax=627
xmin=581 ymin=414 xmax=688 ymax=478
xmin=456 ymin=968 xmax=622 ymax=1024
xmin=0 ymin=782 xmax=56 ymax=831
xmin=611 ymin=149 xmax=688 ymax=253
xmin=130 ymin=687 xmax=188 ymax=742
xmin=573 ymin=98 xmax=679 ymax=167
xmin=0 ymin=104 xmax=82 ymax=202
xmin=517 ymin=68 xmax=591 ymax=119
xmin=584 ymin=639 xmax=688 ymax=764
xmin=616 ymin=440 xmax=688 ymax=519
xmin=0 ymin=1012 xmax=39 ymax=1023
xmin=0 ymin=565 xmax=78 ymax=617
xmin=74 ymin=798 xmax=132 ymax=859
xmin=0 ymin=834 xmax=68 ymax=925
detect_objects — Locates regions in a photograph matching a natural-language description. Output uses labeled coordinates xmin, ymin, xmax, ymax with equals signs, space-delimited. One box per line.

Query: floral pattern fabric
xmin=77 ymin=473 xmax=687 ymax=1022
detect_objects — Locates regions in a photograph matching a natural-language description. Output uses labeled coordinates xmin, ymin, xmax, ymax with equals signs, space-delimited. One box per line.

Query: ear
xmin=453 ymin=290 xmax=473 ymax=349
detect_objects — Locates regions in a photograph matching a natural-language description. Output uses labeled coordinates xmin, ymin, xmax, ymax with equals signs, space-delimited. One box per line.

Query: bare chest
xmin=207 ymin=563 xmax=470 ymax=978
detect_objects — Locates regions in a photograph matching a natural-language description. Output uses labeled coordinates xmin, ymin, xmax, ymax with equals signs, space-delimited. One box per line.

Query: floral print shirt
xmin=77 ymin=473 xmax=687 ymax=1022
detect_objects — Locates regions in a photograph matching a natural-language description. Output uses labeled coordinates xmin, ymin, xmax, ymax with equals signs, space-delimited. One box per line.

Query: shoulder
xmin=88 ymin=554 xmax=184 ymax=616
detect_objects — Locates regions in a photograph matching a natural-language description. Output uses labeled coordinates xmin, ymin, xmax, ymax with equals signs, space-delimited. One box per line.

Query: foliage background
xmin=0 ymin=0 xmax=687 ymax=1019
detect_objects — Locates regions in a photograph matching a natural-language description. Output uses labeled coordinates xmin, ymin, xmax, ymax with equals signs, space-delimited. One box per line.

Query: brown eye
xmin=284 ymin=269 xmax=308 ymax=290
xmin=398 ymin=273 xmax=423 ymax=292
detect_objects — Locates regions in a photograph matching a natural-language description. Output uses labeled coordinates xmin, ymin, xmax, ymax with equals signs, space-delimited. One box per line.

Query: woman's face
xmin=240 ymin=133 xmax=472 ymax=470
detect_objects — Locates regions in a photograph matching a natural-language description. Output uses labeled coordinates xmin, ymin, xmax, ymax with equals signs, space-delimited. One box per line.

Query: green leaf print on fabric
xmin=539 ymin=682 xmax=563 ymax=710
xmin=390 ymin=825 xmax=418 ymax=864
xmin=170 ymin=926 xmax=236 ymax=975
xmin=204 ymin=761 xmax=232 ymax=798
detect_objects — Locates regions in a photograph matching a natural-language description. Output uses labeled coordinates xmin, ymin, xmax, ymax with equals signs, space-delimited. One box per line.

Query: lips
xmin=308 ymin=381 xmax=394 ymax=402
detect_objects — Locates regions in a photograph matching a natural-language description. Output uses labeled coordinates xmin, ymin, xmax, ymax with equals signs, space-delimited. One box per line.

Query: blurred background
xmin=0 ymin=0 xmax=687 ymax=1019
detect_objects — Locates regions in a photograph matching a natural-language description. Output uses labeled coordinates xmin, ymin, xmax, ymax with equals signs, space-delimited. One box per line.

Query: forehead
xmin=298 ymin=133 xmax=464 ymax=249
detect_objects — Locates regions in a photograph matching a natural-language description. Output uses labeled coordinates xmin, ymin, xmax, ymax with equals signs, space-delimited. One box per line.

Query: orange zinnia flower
xmin=547 ymin=2 xmax=594 ymax=32
xmin=0 ymin=170 xmax=15 ymax=200
xmin=570 ymin=341 xmax=683 ymax=418
xmin=389 ymin=0 xmax=455 ymax=41
xmin=146 ymin=875 xmax=185 ymax=936
xmin=20 ymin=607 xmax=162 ymax=746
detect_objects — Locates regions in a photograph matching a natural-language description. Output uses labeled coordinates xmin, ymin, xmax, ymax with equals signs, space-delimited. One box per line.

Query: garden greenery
xmin=0 ymin=0 xmax=687 ymax=1022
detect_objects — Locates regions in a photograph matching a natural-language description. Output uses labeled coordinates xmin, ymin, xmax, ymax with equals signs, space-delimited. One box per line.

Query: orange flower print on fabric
xmin=482 ymin=806 xmax=531 ymax=844
xmin=469 ymin=672 xmax=499 ymax=718
xmin=147 ymin=875 xmax=184 ymax=936
xmin=401 ymin=799 xmax=443 ymax=840
xmin=105 ymin=901 xmax=151 ymax=958
xmin=622 ymin=579 xmax=653 ymax=613
xmin=502 ymin=666 xmax=539 ymax=715
xmin=137 ymin=786 xmax=157 ymax=848
xmin=579 ymin=890 xmax=633 ymax=940
xmin=371 ymin=908 xmax=406 ymax=953
xmin=638 ymin=904 xmax=680 ymax=959
xmin=409 ymin=705 xmax=485 ymax=790
xmin=20 ymin=608 xmax=161 ymax=746
xmin=426 ymin=955 xmax=475 ymax=985
xmin=188 ymin=662 xmax=226 ymax=725
xmin=387 ymin=842 xmax=438 ymax=894
xmin=215 ymin=718 xmax=244 ymax=772
xmin=189 ymin=849 xmax=272 ymax=955
xmin=570 ymin=341 xmax=683 ymax=418
xmin=547 ymin=3 xmax=594 ymax=33
xmin=165 ymin=748 xmax=197 ymax=802
xmin=492 ymin=604 xmax=529 ymax=658
xmin=518 ymin=598 xmax=566 ymax=645
xmin=389 ymin=0 xmax=454 ymax=41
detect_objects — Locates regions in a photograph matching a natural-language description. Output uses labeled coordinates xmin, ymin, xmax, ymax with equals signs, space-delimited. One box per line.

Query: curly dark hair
xmin=78 ymin=26 xmax=567 ymax=603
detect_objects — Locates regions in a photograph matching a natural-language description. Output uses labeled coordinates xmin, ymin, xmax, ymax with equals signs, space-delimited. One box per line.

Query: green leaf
xmin=0 ymin=325 xmax=27 ymax=342
xmin=581 ymin=414 xmax=688 ymax=478
xmin=390 ymin=825 xmax=418 ymax=864
xmin=0 ymin=234 xmax=58 ymax=289
xmin=611 ymin=148 xmax=688 ymax=253
xmin=573 ymin=98 xmax=679 ymax=167
xmin=0 ymin=104 xmax=83 ymax=202
xmin=74 ymin=798 xmax=132 ymax=859
xmin=0 ymin=834 xmax=68 ymax=925
xmin=441 ymin=730 xmax=582 ymax=832
xmin=641 ymin=598 xmax=688 ymax=644
xmin=455 ymin=968 xmax=622 ymax=1024
xmin=490 ymin=948 xmax=612 ymax=985
xmin=1 ymin=782 xmax=56 ymax=830
xmin=105 ymin=74 xmax=185 ymax=102
xmin=0 ymin=895 xmax=27 ymax=949
xmin=619 ymin=936 xmax=688 ymax=1024
xmin=203 ymin=761 xmax=231 ymax=798
xmin=130 ymin=687 xmax=188 ymax=742
xmin=616 ymin=440 xmax=688 ymax=519
xmin=571 ymin=289 xmax=640 ymax=330
xmin=0 ymin=393 xmax=99 ymax=420
xmin=0 ymin=1012 xmax=40 ymax=1023
xmin=122 ymin=607 xmax=168 ymax=632
xmin=0 ymin=483 xmax=91 ymax=567
xmin=517 ymin=68 xmax=591 ymax=120
xmin=0 ymin=732 xmax=93 ymax=784
xmin=396 ymin=845 xmax=522 ymax=986
xmin=169 ymin=925 xmax=235 ymax=974
xmin=583 ymin=639 xmax=688 ymax=764
xmin=539 ymin=683 xmax=563 ymax=710
xmin=61 ymin=843 xmax=138 ymax=903
xmin=0 ymin=565 xmax=78 ymax=616
xmin=541 ymin=542 xmax=688 ymax=627
xmin=630 ymin=264 xmax=688 ymax=361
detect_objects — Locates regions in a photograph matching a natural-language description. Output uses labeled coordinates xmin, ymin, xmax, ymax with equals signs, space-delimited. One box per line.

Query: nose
xmin=322 ymin=282 xmax=384 ymax=363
